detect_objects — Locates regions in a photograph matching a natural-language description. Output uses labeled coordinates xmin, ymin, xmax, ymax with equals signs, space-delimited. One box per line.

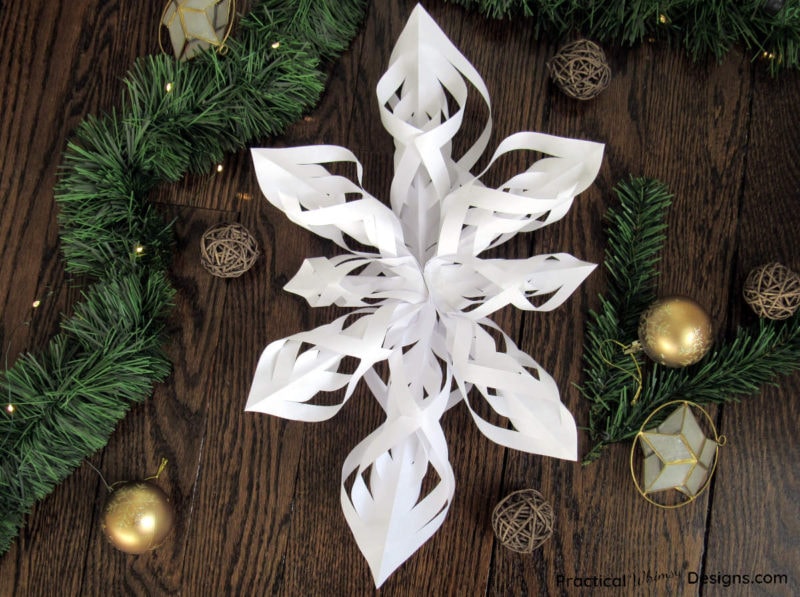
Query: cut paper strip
xmin=246 ymin=4 xmax=604 ymax=587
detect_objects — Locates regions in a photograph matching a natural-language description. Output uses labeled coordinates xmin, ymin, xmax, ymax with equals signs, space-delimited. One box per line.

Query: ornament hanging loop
xmin=84 ymin=459 xmax=114 ymax=493
xmin=145 ymin=457 xmax=169 ymax=482
xmin=598 ymin=339 xmax=643 ymax=404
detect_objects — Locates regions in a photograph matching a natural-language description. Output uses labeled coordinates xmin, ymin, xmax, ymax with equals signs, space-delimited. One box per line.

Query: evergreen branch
xmin=579 ymin=178 xmax=670 ymax=456
xmin=0 ymin=272 xmax=174 ymax=554
xmin=449 ymin=0 xmax=800 ymax=74
xmin=1 ymin=0 xmax=367 ymax=555
xmin=603 ymin=178 xmax=671 ymax=335
xmin=580 ymin=178 xmax=800 ymax=463
xmin=256 ymin=0 xmax=369 ymax=59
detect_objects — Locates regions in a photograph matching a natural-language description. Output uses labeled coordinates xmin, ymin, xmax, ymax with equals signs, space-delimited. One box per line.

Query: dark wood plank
xmin=703 ymin=63 xmax=800 ymax=596
xmin=176 ymin=166 xmax=336 ymax=594
xmin=0 ymin=0 xmax=130 ymax=361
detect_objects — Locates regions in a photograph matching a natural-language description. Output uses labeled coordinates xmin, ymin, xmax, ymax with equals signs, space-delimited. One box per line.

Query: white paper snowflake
xmin=246 ymin=5 xmax=603 ymax=586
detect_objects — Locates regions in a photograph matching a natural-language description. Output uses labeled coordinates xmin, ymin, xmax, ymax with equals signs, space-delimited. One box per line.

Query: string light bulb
xmin=134 ymin=245 xmax=145 ymax=256
xmin=271 ymin=41 xmax=280 ymax=49
xmin=658 ymin=14 xmax=669 ymax=24
xmin=6 ymin=404 xmax=14 ymax=414
xmin=216 ymin=164 xmax=224 ymax=173
xmin=165 ymin=82 xmax=174 ymax=93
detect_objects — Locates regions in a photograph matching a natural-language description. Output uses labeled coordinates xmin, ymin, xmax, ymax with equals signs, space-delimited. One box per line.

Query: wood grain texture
xmin=702 ymin=64 xmax=800 ymax=597
xmin=0 ymin=1 xmax=798 ymax=595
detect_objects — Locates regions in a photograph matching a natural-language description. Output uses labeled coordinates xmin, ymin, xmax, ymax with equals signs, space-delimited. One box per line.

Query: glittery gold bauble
xmin=101 ymin=482 xmax=174 ymax=554
xmin=638 ymin=296 xmax=713 ymax=367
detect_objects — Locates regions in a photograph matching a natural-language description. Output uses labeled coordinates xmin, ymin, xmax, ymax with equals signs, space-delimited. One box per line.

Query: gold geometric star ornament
xmin=160 ymin=0 xmax=235 ymax=61
xmin=630 ymin=400 xmax=726 ymax=509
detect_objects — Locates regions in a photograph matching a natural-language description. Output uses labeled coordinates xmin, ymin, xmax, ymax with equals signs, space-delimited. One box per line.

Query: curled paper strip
xmin=247 ymin=4 xmax=603 ymax=587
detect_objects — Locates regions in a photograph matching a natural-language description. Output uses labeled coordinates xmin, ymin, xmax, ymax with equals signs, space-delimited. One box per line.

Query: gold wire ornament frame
xmin=629 ymin=400 xmax=726 ymax=509
xmin=159 ymin=0 xmax=236 ymax=61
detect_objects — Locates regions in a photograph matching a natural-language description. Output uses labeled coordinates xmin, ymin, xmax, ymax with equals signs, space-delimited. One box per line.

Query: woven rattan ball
xmin=743 ymin=262 xmax=800 ymax=320
xmin=491 ymin=489 xmax=554 ymax=553
xmin=200 ymin=223 xmax=260 ymax=278
xmin=547 ymin=39 xmax=611 ymax=100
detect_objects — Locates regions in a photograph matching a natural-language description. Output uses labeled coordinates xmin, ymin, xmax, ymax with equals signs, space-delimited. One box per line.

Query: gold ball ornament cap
xmin=102 ymin=481 xmax=174 ymax=554
xmin=638 ymin=296 xmax=713 ymax=367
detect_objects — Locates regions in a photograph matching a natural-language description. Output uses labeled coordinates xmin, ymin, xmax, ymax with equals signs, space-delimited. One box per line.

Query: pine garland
xmin=580 ymin=178 xmax=800 ymax=463
xmin=449 ymin=0 xmax=800 ymax=74
xmin=0 ymin=0 xmax=367 ymax=555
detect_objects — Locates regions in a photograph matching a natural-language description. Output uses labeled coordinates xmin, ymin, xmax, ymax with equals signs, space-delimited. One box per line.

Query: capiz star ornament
xmin=632 ymin=401 xmax=725 ymax=508
xmin=246 ymin=4 xmax=603 ymax=587
xmin=160 ymin=0 xmax=234 ymax=61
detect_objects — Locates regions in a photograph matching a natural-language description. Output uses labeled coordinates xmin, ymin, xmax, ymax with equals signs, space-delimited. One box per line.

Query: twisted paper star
xmin=246 ymin=5 xmax=603 ymax=586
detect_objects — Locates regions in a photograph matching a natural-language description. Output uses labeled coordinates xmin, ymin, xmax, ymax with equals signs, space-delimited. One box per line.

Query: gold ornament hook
xmin=598 ymin=339 xmax=643 ymax=404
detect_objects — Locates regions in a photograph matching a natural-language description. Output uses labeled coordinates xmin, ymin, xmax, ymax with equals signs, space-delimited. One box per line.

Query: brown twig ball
xmin=743 ymin=262 xmax=800 ymax=320
xmin=200 ymin=223 xmax=260 ymax=278
xmin=547 ymin=39 xmax=611 ymax=100
xmin=491 ymin=489 xmax=554 ymax=553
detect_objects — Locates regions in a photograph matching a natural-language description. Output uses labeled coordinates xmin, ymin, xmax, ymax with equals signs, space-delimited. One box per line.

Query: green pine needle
xmin=449 ymin=0 xmax=800 ymax=74
xmin=579 ymin=178 xmax=800 ymax=464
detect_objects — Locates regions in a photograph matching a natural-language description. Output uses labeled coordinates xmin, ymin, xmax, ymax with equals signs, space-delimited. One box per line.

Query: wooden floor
xmin=1 ymin=1 xmax=798 ymax=595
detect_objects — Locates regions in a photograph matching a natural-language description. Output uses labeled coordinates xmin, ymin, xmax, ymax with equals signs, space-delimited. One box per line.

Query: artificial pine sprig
xmin=580 ymin=178 xmax=800 ymax=463
xmin=449 ymin=0 xmax=800 ymax=74
xmin=578 ymin=177 xmax=671 ymax=459
xmin=0 ymin=0 xmax=367 ymax=555
xmin=601 ymin=178 xmax=671 ymax=334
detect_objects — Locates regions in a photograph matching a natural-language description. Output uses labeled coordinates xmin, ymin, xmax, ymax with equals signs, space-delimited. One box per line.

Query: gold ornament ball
xmin=101 ymin=481 xmax=174 ymax=554
xmin=638 ymin=296 xmax=713 ymax=367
